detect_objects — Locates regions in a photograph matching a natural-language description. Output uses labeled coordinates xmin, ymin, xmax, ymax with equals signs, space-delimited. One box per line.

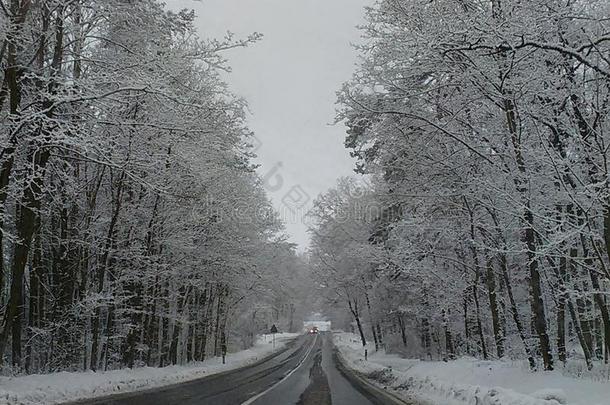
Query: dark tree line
xmin=0 ymin=0 xmax=298 ymax=374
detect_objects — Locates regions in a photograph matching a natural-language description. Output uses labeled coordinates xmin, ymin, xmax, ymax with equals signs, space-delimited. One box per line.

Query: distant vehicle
xmin=308 ymin=326 xmax=319 ymax=334
xmin=302 ymin=320 xmax=331 ymax=333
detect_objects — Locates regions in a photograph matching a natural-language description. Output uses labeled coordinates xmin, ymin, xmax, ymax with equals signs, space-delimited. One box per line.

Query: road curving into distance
xmin=68 ymin=332 xmax=414 ymax=405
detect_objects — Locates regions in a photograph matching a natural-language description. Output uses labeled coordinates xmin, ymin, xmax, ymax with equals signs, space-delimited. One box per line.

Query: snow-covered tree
xmin=313 ymin=0 xmax=610 ymax=372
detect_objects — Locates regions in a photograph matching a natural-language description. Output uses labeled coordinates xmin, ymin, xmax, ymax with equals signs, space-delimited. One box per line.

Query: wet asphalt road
xmin=69 ymin=332 xmax=400 ymax=405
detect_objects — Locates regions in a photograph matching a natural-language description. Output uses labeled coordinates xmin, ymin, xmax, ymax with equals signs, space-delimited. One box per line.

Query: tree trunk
xmin=486 ymin=258 xmax=504 ymax=358
xmin=567 ymin=297 xmax=593 ymax=369
xmin=397 ymin=313 xmax=408 ymax=348
xmin=472 ymin=273 xmax=488 ymax=360
xmin=348 ymin=298 xmax=366 ymax=347
xmin=588 ymin=270 xmax=610 ymax=363
xmin=213 ymin=287 xmax=223 ymax=357
xmin=420 ymin=317 xmax=432 ymax=360
xmin=443 ymin=309 xmax=455 ymax=360
xmin=2 ymin=145 xmax=51 ymax=367
xmin=464 ymin=199 xmax=488 ymax=359
xmin=90 ymin=170 xmax=126 ymax=371
xmin=488 ymin=207 xmax=536 ymax=369
xmin=557 ymin=256 xmax=567 ymax=365
xmin=363 ymin=283 xmax=379 ymax=351
xmin=0 ymin=0 xmax=34 ymax=310
xmin=463 ymin=289 xmax=470 ymax=355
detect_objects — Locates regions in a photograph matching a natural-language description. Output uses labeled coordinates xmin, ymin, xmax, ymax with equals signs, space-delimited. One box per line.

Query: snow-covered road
xmin=0 ymin=333 xmax=299 ymax=405
xmin=247 ymin=332 xmax=402 ymax=405
xmin=63 ymin=333 xmax=409 ymax=405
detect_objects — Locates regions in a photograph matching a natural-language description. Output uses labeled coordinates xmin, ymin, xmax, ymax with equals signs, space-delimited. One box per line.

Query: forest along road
xmin=69 ymin=332 xmax=413 ymax=405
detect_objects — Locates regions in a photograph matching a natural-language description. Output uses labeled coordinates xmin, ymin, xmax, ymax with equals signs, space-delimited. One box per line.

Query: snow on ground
xmin=0 ymin=333 xmax=299 ymax=405
xmin=333 ymin=332 xmax=610 ymax=405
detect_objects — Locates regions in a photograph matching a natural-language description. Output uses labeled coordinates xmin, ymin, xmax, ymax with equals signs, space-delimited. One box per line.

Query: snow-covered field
xmin=333 ymin=332 xmax=610 ymax=405
xmin=0 ymin=333 xmax=299 ymax=405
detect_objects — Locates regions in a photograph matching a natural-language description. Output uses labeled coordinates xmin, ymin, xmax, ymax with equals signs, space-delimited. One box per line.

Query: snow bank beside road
xmin=333 ymin=332 xmax=610 ymax=405
xmin=0 ymin=333 xmax=299 ymax=405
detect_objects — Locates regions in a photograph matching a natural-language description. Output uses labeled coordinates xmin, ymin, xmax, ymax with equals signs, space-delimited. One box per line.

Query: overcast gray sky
xmin=165 ymin=0 xmax=371 ymax=248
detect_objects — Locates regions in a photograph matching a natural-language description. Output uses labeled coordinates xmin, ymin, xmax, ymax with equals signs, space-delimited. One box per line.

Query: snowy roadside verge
xmin=333 ymin=332 xmax=610 ymax=405
xmin=0 ymin=333 xmax=300 ymax=405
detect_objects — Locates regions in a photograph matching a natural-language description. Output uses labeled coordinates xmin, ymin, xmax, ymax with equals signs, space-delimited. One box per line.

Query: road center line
xmin=240 ymin=335 xmax=318 ymax=405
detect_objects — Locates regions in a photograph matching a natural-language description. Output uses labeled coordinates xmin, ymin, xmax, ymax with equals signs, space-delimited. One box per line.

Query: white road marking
xmin=240 ymin=335 xmax=318 ymax=405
